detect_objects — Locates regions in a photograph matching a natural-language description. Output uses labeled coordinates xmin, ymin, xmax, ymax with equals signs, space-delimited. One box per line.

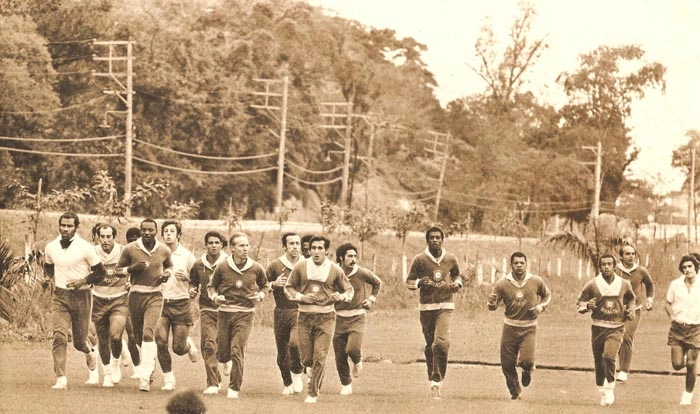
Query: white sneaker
xmin=604 ymin=389 xmax=615 ymax=406
xmin=680 ymin=390 xmax=693 ymax=406
xmin=162 ymin=372 xmax=176 ymax=391
xmin=52 ymin=376 xmax=67 ymax=390
xmin=599 ymin=388 xmax=607 ymax=406
xmin=291 ymin=373 xmax=304 ymax=393
xmin=227 ymin=389 xmax=239 ymax=399
xmin=616 ymin=371 xmax=628 ymax=383
xmin=85 ymin=369 xmax=99 ymax=385
xmin=304 ymin=395 xmax=317 ymax=403
xmin=223 ymin=360 xmax=232 ymax=376
xmin=102 ymin=373 xmax=114 ymax=388
xmin=282 ymin=385 xmax=294 ymax=395
xmin=111 ymin=358 xmax=122 ymax=384
xmin=186 ymin=337 xmax=198 ymax=363
xmin=203 ymin=386 xmax=219 ymax=395
xmin=340 ymin=384 xmax=353 ymax=395
xmin=352 ymin=361 xmax=363 ymax=378
xmin=130 ymin=365 xmax=141 ymax=379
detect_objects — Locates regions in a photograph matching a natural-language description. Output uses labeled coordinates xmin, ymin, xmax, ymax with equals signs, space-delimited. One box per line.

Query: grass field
xmin=1 ymin=308 xmax=698 ymax=414
xmin=2 ymin=209 xmax=699 ymax=413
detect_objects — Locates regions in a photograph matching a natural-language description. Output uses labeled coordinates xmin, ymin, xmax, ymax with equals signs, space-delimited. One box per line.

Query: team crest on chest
xmin=605 ymin=300 xmax=614 ymax=309
xmin=235 ymin=280 xmax=243 ymax=289
xmin=433 ymin=271 xmax=443 ymax=282
xmin=311 ymin=285 xmax=320 ymax=293
xmin=516 ymin=290 xmax=524 ymax=300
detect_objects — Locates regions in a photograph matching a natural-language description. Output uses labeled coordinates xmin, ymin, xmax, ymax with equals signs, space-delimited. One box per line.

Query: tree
xmin=0 ymin=15 xmax=61 ymax=201
xmin=558 ymin=45 xmax=666 ymax=206
xmin=469 ymin=2 xmax=547 ymax=111
xmin=541 ymin=213 xmax=634 ymax=271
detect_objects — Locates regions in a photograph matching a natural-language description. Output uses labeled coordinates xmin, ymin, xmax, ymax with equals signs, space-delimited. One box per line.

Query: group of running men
xmin=41 ymin=213 xmax=700 ymax=407
xmin=42 ymin=212 xmax=381 ymax=404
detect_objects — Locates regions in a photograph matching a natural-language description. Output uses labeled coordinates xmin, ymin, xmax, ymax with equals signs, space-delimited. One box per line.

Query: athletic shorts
xmin=161 ymin=298 xmax=194 ymax=326
xmin=91 ymin=294 xmax=129 ymax=323
xmin=668 ymin=321 xmax=700 ymax=349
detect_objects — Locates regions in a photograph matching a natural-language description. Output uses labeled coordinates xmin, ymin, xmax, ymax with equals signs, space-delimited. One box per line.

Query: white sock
xmin=140 ymin=341 xmax=157 ymax=380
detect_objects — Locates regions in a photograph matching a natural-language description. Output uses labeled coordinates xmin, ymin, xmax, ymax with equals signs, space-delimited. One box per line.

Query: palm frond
xmin=539 ymin=230 xmax=596 ymax=263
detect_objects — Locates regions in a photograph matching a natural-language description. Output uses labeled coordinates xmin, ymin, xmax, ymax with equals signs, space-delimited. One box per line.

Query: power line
xmin=0 ymin=146 xmax=120 ymax=157
xmin=0 ymin=134 xmax=123 ymax=143
xmin=135 ymin=88 xmax=244 ymax=107
xmin=286 ymin=159 xmax=343 ymax=174
xmin=18 ymin=54 xmax=94 ymax=63
xmin=133 ymin=156 xmax=276 ymax=175
xmin=45 ymin=38 xmax=97 ymax=45
xmin=0 ymin=95 xmax=108 ymax=115
xmin=381 ymin=186 xmax=437 ymax=196
xmin=133 ymin=138 xmax=277 ymax=161
xmin=283 ymin=171 xmax=342 ymax=186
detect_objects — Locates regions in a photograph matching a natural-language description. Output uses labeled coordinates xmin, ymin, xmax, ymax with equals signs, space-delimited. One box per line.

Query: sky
xmin=305 ymin=0 xmax=700 ymax=194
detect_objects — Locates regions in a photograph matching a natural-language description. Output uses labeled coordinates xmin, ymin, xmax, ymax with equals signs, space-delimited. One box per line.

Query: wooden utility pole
xmin=251 ymin=75 xmax=288 ymax=213
xmin=582 ymin=141 xmax=602 ymax=219
xmin=424 ymin=131 xmax=451 ymax=222
xmin=93 ymin=40 xmax=134 ymax=216
xmin=319 ymin=102 xmax=353 ymax=208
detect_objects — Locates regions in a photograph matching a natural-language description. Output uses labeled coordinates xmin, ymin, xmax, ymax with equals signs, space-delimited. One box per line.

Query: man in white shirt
xmin=665 ymin=255 xmax=700 ymax=406
xmin=156 ymin=220 xmax=198 ymax=391
xmin=44 ymin=212 xmax=106 ymax=390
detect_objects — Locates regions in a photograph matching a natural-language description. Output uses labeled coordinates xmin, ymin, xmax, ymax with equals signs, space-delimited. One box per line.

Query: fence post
xmin=476 ymin=262 xmax=483 ymax=285
xmin=587 ymin=260 xmax=592 ymax=278
xmin=502 ymin=257 xmax=507 ymax=276
xmin=577 ymin=258 xmax=583 ymax=280
xmin=557 ymin=257 xmax=562 ymax=277
xmin=402 ymin=255 xmax=408 ymax=282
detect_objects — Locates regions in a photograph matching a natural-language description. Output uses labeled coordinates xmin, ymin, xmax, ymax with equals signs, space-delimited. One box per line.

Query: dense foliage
xmin=0 ymin=0 xmax=666 ymax=235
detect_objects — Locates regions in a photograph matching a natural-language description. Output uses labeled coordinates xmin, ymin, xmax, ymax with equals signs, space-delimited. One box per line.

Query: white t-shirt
xmin=44 ymin=235 xmax=101 ymax=289
xmin=161 ymin=243 xmax=196 ymax=300
xmin=666 ymin=275 xmax=700 ymax=325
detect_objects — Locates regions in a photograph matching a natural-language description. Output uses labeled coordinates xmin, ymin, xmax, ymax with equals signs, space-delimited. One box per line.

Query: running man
xmin=577 ymin=253 xmax=635 ymax=407
xmin=406 ymin=226 xmax=463 ymax=399
xmin=156 ymin=220 xmax=198 ymax=391
xmin=117 ymin=218 xmax=174 ymax=392
xmin=487 ymin=252 xmax=551 ymax=400
xmin=333 ymin=243 xmax=382 ymax=396
xmin=615 ymin=244 xmax=655 ymax=383
xmin=300 ymin=234 xmax=313 ymax=259
xmin=665 ymin=255 xmax=700 ymax=406
xmin=44 ymin=212 xmax=106 ymax=390
xmin=266 ymin=233 xmax=304 ymax=395
xmin=123 ymin=226 xmax=141 ymax=379
xmin=285 ymin=235 xmax=354 ymax=404
xmin=208 ymin=232 xmax=268 ymax=399
xmin=92 ymin=224 xmax=130 ymax=387
xmin=189 ymin=230 xmax=229 ymax=395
